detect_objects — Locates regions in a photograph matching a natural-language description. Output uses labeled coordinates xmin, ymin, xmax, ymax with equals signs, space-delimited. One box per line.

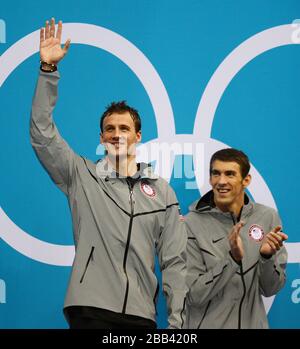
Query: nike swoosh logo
xmin=212 ymin=237 xmax=225 ymax=243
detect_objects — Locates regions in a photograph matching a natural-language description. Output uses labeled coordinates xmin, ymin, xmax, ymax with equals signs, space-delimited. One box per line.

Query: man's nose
xmin=218 ymin=174 xmax=227 ymax=185
xmin=112 ymin=128 xmax=120 ymax=138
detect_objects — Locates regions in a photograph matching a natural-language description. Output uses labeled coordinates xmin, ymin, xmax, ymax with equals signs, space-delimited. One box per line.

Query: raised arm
xmin=30 ymin=18 xmax=75 ymax=194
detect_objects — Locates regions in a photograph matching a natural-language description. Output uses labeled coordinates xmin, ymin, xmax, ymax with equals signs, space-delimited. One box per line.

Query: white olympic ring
xmin=0 ymin=23 xmax=175 ymax=266
xmin=1 ymin=23 xmax=300 ymax=313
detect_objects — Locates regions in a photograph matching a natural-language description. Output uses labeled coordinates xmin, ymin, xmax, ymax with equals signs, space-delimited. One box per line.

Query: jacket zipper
xmin=238 ymin=264 xmax=247 ymax=329
xmin=230 ymin=210 xmax=246 ymax=329
xmin=121 ymin=180 xmax=135 ymax=314
xmin=153 ymin=282 xmax=159 ymax=315
xmin=80 ymin=246 xmax=95 ymax=283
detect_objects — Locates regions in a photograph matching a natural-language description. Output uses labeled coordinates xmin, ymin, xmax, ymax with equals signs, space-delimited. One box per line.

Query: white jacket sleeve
xmin=30 ymin=71 xmax=76 ymax=194
xmin=156 ymin=186 xmax=187 ymax=329
xmin=258 ymin=211 xmax=287 ymax=297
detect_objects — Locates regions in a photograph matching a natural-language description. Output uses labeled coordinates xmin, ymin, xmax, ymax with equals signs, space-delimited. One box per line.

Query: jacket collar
xmin=190 ymin=190 xmax=254 ymax=240
xmin=191 ymin=190 xmax=252 ymax=213
xmin=95 ymin=157 xmax=159 ymax=180
xmin=189 ymin=190 xmax=254 ymax=219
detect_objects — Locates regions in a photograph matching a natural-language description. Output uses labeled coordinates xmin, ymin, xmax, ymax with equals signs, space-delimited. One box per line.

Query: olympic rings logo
xmin=0 ymin=23 xmax=300 ymax=313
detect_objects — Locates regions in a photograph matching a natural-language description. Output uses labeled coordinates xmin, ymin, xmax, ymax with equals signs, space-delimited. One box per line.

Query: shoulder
xmin=153 ymin=176 xmax=177 ymax=197
xmin=77 ymin=155 xmax=96 ymax=169
xmin=251 ymin=202 xmax=282 ymax=228
xmin=154 ymin=176 xmax=170 ymax=189
xmin=253 ymin=202 xmax=279 ymax=218
xmin=184 ymin=210 xmax=212 ymax=236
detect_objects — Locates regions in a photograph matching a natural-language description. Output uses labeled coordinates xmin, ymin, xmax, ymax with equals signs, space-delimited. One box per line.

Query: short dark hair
xmin=210 ymin=148 xmax=250 ymax=178
xmin=100 ymin=101 xmax=141 ymax=133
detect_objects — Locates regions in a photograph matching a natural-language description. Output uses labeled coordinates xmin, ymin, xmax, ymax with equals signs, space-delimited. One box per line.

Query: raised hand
xmin=260 ymin=226 xmax=288 ymax=257
xmin=40 ymin=18 xmax=71 ymax=65
xmin=228 ymin=221 xmax=245 ymax=263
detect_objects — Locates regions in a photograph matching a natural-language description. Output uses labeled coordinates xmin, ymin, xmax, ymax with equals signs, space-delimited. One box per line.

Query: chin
xmin=215 ymin=197 xmax=232 ymax=206
xmin=109 ymin=152 xmax=128 ymax=159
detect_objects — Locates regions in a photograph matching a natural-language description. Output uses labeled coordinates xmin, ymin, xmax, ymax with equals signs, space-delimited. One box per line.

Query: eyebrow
xmin=104 ymin=124 xmax=131 ymax=129
xmin=225 ymin=170 xmax=237 ymax=175
xmin=211 ymin=169 xmax=237 ymax=175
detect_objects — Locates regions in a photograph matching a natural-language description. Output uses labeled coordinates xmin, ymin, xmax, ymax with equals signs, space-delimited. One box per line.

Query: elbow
xmin=260 ymin=277 xmax=286 ymax=297
xmin=260 ymin=287 xmax=277 ymax=297
xmin=187 ymin=292 xmax=195 ymax=306
xmin=186 ymin=288 xmax=201 ymax=307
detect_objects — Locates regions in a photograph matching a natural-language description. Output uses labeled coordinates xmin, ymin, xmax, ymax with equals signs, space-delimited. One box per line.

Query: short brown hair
xmin=100 ymin=101 xmax=141 ymax=133
xmin=210 ymin=148 xmax=250 ymax=178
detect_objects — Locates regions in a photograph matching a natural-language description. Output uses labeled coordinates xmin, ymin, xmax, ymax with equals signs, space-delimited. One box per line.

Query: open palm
xmin=40 ymin=18 xmax=70 ymax=64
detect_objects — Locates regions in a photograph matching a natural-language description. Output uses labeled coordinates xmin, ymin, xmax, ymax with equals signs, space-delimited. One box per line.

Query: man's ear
xmin=136 ymin=131 xmax=142 ymax=143
xmin=100 ymin=133 xmax=103 ymax=144
xmin=242 ymin=174 xmax=252 ymax=188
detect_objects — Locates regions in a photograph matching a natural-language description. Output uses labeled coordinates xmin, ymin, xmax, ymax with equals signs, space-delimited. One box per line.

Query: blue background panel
xmin=0 ymin=0 xmax=299 ymax=328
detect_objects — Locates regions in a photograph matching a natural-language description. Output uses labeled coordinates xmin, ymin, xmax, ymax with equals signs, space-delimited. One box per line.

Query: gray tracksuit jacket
xmin=30 ymin=71 xmax=187 ymax=328
xmin=184 ymin=190 xmax=287 ymax=329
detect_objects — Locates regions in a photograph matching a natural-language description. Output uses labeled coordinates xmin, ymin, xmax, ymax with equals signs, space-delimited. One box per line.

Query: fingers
xmin=231 ymin=221 xmax=244 ymax=237
xmin=63 ymin=39 xmax=71 ymax=53
xmin=272 ymin=225 xmax=282 ymax=234
xmin=44 ymin=18 xmax=61 ymax=40
xmin=270 ymin=231 xmax=287 ymax=242
xmin=229 ymin=222 xmax=244 ymax=244
xmin=229 ymin=221 xmax=244 ymax=242
xmin=235 ymin=221 xmax=245 ymax=233
xmin=263 ymin=230 xmax=288 ymax=253
xmin=228 ymin=223 xmax=244 ymax=262
xmin=56 ymin=20 xmax=62 ymax=41
xmin=264 ymin=240 xmax=277 ymax=254
xmin=40 ymin=27 xmax=45 ymax=44
xmin=45 ymin=20 xmax=50 ymax=39
xmin=50 ymin=17 xmax=55 ymax=37
xmin=277 ymin=231 xmax=288 ymax=241
xmin=266 ymin=233 xmax=282 ymax=250
xmin=269 ymin=226 xmax=288 ymax=244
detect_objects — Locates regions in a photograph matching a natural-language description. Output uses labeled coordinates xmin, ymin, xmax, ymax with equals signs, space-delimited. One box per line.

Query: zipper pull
xmin=129 ymin=188 xmax=135 ymax=205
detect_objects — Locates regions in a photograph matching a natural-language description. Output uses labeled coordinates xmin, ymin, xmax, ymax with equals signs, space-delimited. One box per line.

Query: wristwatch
xmin=40 ymin=60 xmax=57 ymax=73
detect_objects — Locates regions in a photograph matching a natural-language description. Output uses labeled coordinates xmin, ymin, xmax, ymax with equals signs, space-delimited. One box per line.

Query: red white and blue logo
xmin=140 ymin=182 xmax=156 ymax=197
xmin=248 ymin=224 xmax=264 ymax=242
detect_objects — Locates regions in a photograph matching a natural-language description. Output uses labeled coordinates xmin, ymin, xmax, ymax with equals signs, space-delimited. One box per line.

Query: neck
xmin=215 ymin=195 xmax=244 ymax=217
xmin=107 ymin=155 xmax=137 ymax=177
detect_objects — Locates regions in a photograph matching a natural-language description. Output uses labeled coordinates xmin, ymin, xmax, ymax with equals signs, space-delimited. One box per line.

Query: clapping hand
xmin=260 ymin=226 xmax=288 ymax=257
